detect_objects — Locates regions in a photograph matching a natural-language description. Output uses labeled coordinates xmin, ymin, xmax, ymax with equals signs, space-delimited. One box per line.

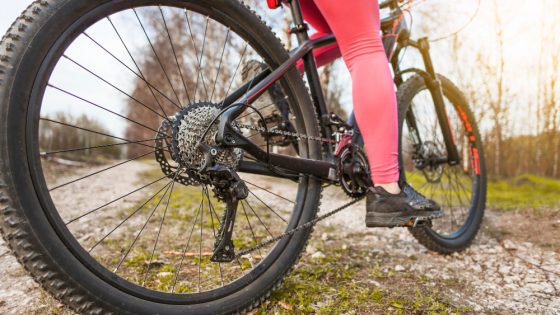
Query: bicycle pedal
xmin=404 ymin=217 xmax=429 ymax=228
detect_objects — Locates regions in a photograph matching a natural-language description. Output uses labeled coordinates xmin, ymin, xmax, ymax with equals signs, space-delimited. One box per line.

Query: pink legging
xmin=297 ymin=0 xmax=399 ymax=184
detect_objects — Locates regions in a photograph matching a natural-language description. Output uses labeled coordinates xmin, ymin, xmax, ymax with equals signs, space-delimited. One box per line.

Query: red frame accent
xmin=456 ymin=106 xmax=481 ymax=175
xmin=471 ymin=147 xmax=481 ymax=175
xmin=334 ymin=134 xmax=353 ymax=156
xmin=267 ymin=0 xmax=282 ymax=9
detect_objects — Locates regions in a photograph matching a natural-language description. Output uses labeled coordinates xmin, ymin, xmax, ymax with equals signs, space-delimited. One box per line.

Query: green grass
xmin=406 ymin=169 xmax=560 ymax=211
xmin=487 ymin=174 xmax=560 ymax=210
xmin=254 ymin=241 xmax=472 ymax=314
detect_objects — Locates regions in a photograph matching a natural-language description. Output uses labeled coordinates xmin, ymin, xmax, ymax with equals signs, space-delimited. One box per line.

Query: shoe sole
xmin=365 ymin=210 xmax=443 ymax=228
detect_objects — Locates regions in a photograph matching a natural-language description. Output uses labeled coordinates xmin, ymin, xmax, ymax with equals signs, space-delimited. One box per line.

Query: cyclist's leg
xmin=297 ymin=0 xmax=341 ymax=72
xmin=311 ymin=0 xmax=399 ymax=185
xmin=310 ymin=0 xmax=441 ymax=226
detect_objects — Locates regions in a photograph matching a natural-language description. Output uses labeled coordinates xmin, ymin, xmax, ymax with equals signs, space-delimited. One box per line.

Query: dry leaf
xmin=278 ymin=300 xmax=294 ymax=311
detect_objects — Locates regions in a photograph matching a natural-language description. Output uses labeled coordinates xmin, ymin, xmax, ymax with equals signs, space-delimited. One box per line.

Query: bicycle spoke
xmin=48 ymin=84 xmax=164 ymax=135
xmin=247 ymin=190 xmax=288 ymax=223
xmin=244 ymin=180 xmax=295 ymax=204
xmin=445 ymin=167 xmax=467 ymax=209
xmin=158 ymin=6 xmax=192 ymax=104
xmin=220 ymin=43 xmax=249 ymax=108
xmin=142 ymin=172 xmax=180 ymax=285
xmin=210 ymin=28 xmax=230 ymax=102
xmin=451 ymin=167 xmax=473 ymax=204
xmin=198 ymin=187 xmax=204 ymax=292
xmin=184 ymin=11 xmax=209 ymax=100
xmin=243 ymin=200 xmax=274 ymax=239
xmin=443 ymin=169 xmax=463 ymax=227
xmin=240 ymin=202 xmax=263 ymax=258
xmin=114 ymin=177 xmax=175 ymax=274
xmin=48 ymin=150 xmax=155 ymax=192
xmin=40 ymin=118 xmax=168 ymax=152
xmin=132 ymin=8 xmax=182 ymax=106
xmin=450 ymin=167 xmax=473 ymax=217
xmin=417 ymin=181 xmax=430 ymax=192
xmin=87 ymin=26 xmax=182 ymax=111
xmin=42 ymin=138 xmax=161 ymax=156
xmin=171 ymin=199 xmax=203 ymax=293
xmin=440 ymin=174 xmax=457 ymax=230
xmin=89 ymin=180 xmax=173 ymax=252
xmin=204 ymin=187 xmax=224 ymax=286
xmin=196 ymin=18 xmax=210 ymax=101
xmin=61 ymin=55 xmax=172 ymax=122
xmin=66 ymin=175 xmax=168 ymax=225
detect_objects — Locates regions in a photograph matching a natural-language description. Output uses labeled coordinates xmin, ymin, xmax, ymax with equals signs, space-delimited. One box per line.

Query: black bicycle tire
xmin=0 ymin=0 xmax=322 ymax=314
xmin=397 ymin=74 xmax=487 ymax=254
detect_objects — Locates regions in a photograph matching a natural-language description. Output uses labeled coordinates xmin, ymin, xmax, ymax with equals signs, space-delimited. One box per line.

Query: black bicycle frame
xmin=215 ymin=0 xmax=460 ymax=182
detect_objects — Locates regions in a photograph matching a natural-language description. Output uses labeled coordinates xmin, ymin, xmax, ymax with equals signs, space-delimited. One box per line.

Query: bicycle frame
xmin=215 ymin=0 xmax=461 ymax=182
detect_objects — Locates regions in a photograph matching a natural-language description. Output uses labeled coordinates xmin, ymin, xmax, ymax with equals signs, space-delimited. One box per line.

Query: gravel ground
xmin=320 ymin=191 xmax=560 ymax=314
xmin=1 ymin=166 xmax=559 ymax=314
xmin=0 ymin=161 xmax=152 ymax=315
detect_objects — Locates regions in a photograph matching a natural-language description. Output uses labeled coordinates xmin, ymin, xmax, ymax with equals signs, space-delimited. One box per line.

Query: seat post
xmin=288 ymin=0 xmax=310 ymax=45
xmin=287 ymin=0 xmax=333 ymax=155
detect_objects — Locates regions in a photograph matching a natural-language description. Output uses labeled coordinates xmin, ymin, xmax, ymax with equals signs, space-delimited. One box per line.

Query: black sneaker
xmin=365 ymin=183 xmax=442 ymax=228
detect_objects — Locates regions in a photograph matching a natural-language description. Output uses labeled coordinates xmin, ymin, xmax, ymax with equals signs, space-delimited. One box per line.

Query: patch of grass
xmin=254 ymin=241 xmax=472 ymax=314
xmin=407 ymin=170 xmax=560 ymax=211
xmin=487 ymin=174 xmax=560 ymax=210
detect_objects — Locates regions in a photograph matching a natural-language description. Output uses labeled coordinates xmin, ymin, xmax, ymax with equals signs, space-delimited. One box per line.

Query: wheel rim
xmin=402 ymin=86 xmax=482 ymax=239
xmin=26 ymin=1 xmax=317 ymax=303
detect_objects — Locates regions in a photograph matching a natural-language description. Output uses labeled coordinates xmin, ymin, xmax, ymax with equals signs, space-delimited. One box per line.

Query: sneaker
xmin=365 ymin=183 xmax=442 ymax=228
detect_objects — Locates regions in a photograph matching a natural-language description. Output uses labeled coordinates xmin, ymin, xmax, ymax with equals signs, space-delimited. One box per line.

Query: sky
xmin=0 ymin=2 xmax=139 ymax=137
xmin=1 ymin=1 xmax=558 ymax=139
xmin=0 ymin=2 xmax=29 ymax=36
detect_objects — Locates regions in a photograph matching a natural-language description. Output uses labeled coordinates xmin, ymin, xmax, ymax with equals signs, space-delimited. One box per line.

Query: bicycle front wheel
xmin=0 ymin=0 xmax=322 ymax=313
xmin=397 ymin=74 xmax=487 ymax=254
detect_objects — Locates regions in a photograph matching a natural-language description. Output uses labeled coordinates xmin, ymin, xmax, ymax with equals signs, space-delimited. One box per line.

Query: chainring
xmin=338 ymin=144 xmax=371 ymax=198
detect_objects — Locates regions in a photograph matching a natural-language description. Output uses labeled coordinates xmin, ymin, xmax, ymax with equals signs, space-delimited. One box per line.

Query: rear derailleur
xmin=199 ymin=145 xmax=249 ymax=263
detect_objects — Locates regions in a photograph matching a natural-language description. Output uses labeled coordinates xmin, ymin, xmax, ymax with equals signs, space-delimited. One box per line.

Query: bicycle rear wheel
xmin=0 ymin=0 xmax=322 ymax=313
xmin=397 ymin=74 xmax=487 ymax=254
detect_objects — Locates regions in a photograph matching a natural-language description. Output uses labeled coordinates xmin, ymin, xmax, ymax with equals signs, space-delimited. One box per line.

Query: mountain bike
xmin=0 ymin=0 xmax=486 ymax=313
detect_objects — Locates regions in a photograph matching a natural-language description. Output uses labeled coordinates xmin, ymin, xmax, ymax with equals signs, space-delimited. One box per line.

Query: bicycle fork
xmin=414 ymin=38 xmax=461 ymax=166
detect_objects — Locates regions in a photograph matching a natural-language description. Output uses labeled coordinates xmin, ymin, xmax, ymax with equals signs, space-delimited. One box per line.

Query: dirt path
xmin=315 ymin=187 xmax=560 ymax=314
xmin=0 ymin=161 xmax=152 ymax=315
xmin=1 ymin=170 xmax=559 ymax=314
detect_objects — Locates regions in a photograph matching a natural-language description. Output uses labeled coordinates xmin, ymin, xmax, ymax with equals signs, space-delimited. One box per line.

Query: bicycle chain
xmin=234 ymin=195 xmax=365 ymax=259
xmin=232 ymin=121 xmax=337 ymax=144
